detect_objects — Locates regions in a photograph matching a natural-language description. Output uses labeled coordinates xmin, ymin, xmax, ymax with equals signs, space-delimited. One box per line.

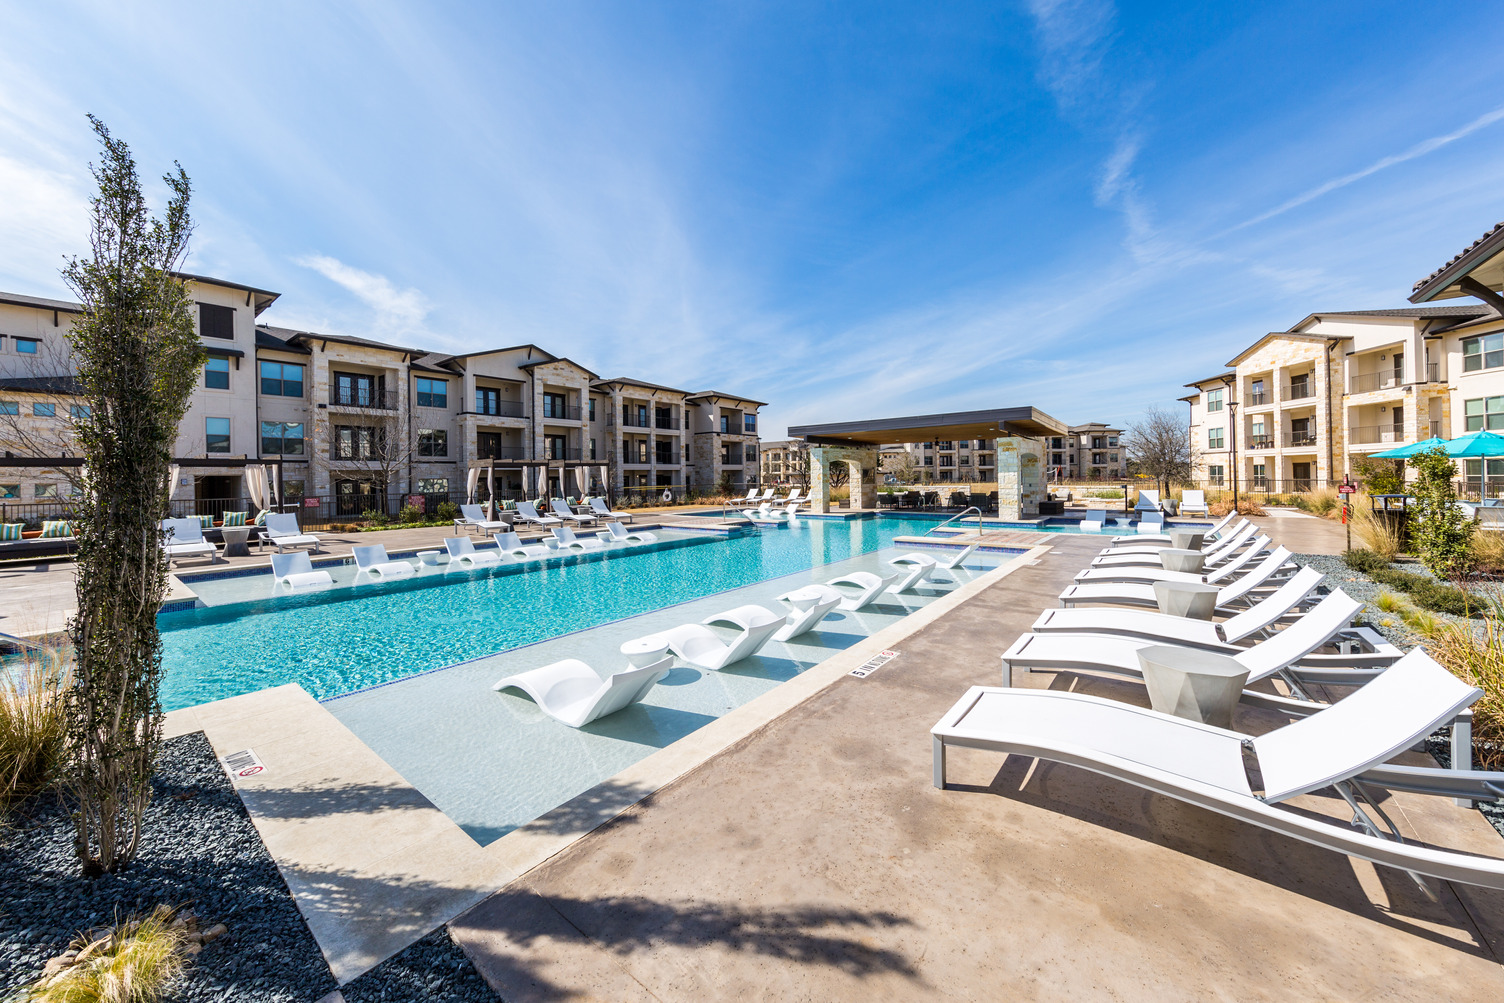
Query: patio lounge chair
xmin=773 ymin=588 xmax=842 ymax=641
xmin=1134 ymin=489 xmax=1163 ymax=514
xmin=551 ymin=499 xmax=598 ymax=526
xmin=1079 ymin=510 xmax=1109 ymax=533
xmin=658 ymin=604 xmax=785 ymax=671
xmin=552 ymin=526 xmax=605 ymax=550
xmin=1059 ymin=546 xmax=1295 ymax=610
xmin=1180 ymin=490 xmax=1210 ymax=517
xmin=818 ymin=570 xmax=904 ymax=610
xmin=351 ymin=544 xmax=415 ymax=578
xmin=1033 ymin=566 xmax=1325 ymax=647
xmin=1073 ymin=534 xmax=1274 ymax=586
xmin=445 ymin=536 xmax=502 ymax=565
xmin=494 ymin=655 xmax=672 ymax=728
xmin=1104 ymin=517 xmax=1249 ymax=556
xmin=599 ymin=522 xmax=658 ymax=544
xmin=759 ymin=487 xmax=776 ymax=501
xmin=588 ymin=497 xmax=633 ymax=523
xmin=270 ymin=551 xmax=333 ymax=588
xmin=456 ymin=503 xmax=509 ymax=538
xmin=1107 ymin=512 xmax=1240 ymax=548
xmin=891 ymin=544 xmax=979 ymax=581
xmin=495 ymin=531 xmax=553 ymax=559
xmin=1091 ymin=523 xmax=1258 ymax=568
xmin=1136 ymin=510 xmax=1166 ymax=533
xmin=1003 ymin=591 xmax=1400 ymax=692
xmin=263 ymin=513 xmax=323 ymax=554
xmin=515 ymin=501 xmax=562 ymax=528
xmin=932 ymin=649 xmax=1504 ymax=892
xmin=740 ymin=488 xmax=760 ymax=503
xmin=742 ymin=503 xmax=782 ymax=524
xmin=778 ymin=488 xmax=805 ymax=505
xmin=162 ymin=518 xmax=219 ymax=566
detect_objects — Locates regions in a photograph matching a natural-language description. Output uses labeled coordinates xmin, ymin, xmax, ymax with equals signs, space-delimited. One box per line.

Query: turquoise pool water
xmin=158 ymin=515 xmax=999 ymax=710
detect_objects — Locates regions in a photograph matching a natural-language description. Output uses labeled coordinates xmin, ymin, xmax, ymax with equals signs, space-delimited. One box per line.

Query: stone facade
xmin=994 ymin=436 xmax=1044 ymax=519
xmin=807 ymin=444 xmax=879 ymax=513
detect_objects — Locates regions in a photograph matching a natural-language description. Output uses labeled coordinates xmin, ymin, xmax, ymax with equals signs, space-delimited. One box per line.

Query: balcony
xmin=654 ymin=450 xmax=680 ymax=465
xmin=477 ymin=445 xmax=527 ymax=460
xmin=542 ymin=404 xmax=582 ymax=421
xmin=1246 ymin=391 xmax=1270 ymax=407
xmin=1349 ymin=425 xmax=1406 ymax=445
xmin=545 ymin=446 xmax=582 ymax=460
xmin=1284 ymin=430 xmax=1318 ymax=449
xmin=329 ymin=387 xmax=397 ymax=410
xmin=1247 ymin=434 xmax=1274 ymax=451
xmin=1427 ymin=362 xmax=1440 ymax=382
xmin=1283 ymin=382 xmax=1316 ymax=402
xmin=621 ymin=411 xmax=651 ymax=428
xmin=655 ymin=415 xmax=679 ymax=430
xmin=622 ymin=450 xmax=650 ymax=466
xmin=474 ymin=400 xmax=526 ymax=419
xmin=1349 ymin=371 xmax=1404 ymax=394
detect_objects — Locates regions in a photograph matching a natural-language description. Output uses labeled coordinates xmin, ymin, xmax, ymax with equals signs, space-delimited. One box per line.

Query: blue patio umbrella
xmin=1441 ymin=429 xmax=1504 ymax=457
xmin=1369 ymin=437 xmax=1448 ymax=459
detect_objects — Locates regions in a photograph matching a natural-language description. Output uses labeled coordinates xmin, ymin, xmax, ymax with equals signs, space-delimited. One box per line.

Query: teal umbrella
xmin=1369 ymin=437 xmax=1448 ymax=459
xmin=1441 ymin=429 xmax=1504 ymax=457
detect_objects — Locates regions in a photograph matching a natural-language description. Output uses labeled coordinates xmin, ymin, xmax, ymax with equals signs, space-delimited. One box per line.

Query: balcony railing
xmin=1349 ymin=424 xmax=1406 ymax=445
xmin=1246 ymin=392 xmax=1269 ymax=406
xmin=329 ymin=387 xmax=397 ymax=410
xmin=655 ymin=415 xmax=680 ymax=430
xmin=622 ymin=412 xmax=651 ymax=428
xmin=545 ymin=446 xmax=582 ymax=460
xmin=1427 ymin=362 xmax=1440 ymax=382
xmin=1283 ymin=382 xmax=1315 ymax=401
xmin=477 ymin=445 xmax=527 ymax=460
xmin=654 ymin=451 xmax=680 ymax=465
xmin=542 ymin=404 xmax=582 ymax=421
xmin=622 ymin=451 xmax=650 ymax=465
xmin=1348 ymin=371 xmax=1404 ymax=394
xmin=473 ymin=400 xmax=526 ymax=418
xmin=1284 ymin=430 xmax=1317 ymax=449
xmin=1247 ymin=434 xmax=1274 ymax=450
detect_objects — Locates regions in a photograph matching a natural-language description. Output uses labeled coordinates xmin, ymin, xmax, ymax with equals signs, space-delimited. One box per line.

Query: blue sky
xmin=3 ymin=1 xmax=1504 ymax=438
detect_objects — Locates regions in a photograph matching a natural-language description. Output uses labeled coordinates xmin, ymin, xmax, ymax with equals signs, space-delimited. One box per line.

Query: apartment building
xmin=1043 ymin=423 xmax=1127 ymax=480
xmin=1183 ymin=219 xmax=1504 ymax=494
xmin=897 ymin=439 xmax=997 ymax=482
xmin=0 ymin=274 xmax=764 ymax=509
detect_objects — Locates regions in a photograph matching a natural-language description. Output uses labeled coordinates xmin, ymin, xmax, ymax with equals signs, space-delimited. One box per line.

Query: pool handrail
xmin=922 ymin=506 xmax=983 ymax=540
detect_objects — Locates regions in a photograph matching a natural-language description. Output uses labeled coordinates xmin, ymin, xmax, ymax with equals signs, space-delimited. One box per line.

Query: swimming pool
xmin=158 ymin=515 xmax=1012 ymax=710
xmin=694 ymin=510 xmax=1211 ymax=535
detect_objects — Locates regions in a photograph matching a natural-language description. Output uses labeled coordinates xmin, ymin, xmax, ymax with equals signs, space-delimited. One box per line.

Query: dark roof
xmin=0 ymin=291 xmax=81 ymax=314
xmin=685 ymin=390 xmax=770 ymax=407
xmin=1306 ymin=306 xmax=1495 ymax=320
xmin=789 ymin=406 xmax=1067 ymax=444
xmin=1410 ymin=220 xmax=1504 ymax=303
xmin=410 ymin=352 xmax=462 ymax=374
xmin=255 ymin=326 xmax=313 ymax=354
xmin=1183 ymin=372 xmax=1235 ymax=389
xmin=286 ymin=331 xmax=423 ymax=355
xmin=592 ymin=376 xmax=690 ymax=396
xmin=201 ymin=344 xmax=244 ymax=358
xmin=0 ymin=375 xmax=83 ymax=395
xmin=455 ymin=344 xmax=554 ymax=362
xmin=172 ymin=271 xmax=281 ymax=314
xmin=519 ymin=356 xmax=600 ymax=379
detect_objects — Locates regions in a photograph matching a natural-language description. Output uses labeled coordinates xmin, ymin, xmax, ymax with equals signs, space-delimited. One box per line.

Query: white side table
xmin=621 ymin=634 xmax=671 ymax=668
xmin=417 ymin=550 xmax=442 ymax=566
xmin=1136 ymin=644 xmax=1249 ymax=729
xmin=220 ymin=525 xmax=252 ymax=558
xmin=781 ymin=586 xmax=824 ymax=613
xmin=1169 ymin=530 xmax=1206 ymax=551
xmin=1152 ymin=581 xmax=1220 ymax=619
xmin=1158 ymin=548 xmax=1205 ymax=574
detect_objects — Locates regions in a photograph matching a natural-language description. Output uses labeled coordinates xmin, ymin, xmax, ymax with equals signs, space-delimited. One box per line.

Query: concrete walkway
xmin=451 ymin=533 xmax=1504 ymax=1001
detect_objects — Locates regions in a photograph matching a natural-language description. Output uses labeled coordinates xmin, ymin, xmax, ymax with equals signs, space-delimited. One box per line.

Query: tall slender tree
xmin=1123 ymin=405 xmax=1194 ymax=495
xmin=63 ymin=116 xmax=201 ymax=875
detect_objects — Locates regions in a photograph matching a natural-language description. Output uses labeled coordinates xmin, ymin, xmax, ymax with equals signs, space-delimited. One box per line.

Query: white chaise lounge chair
xmin=778 ymin=488 xmax=805 ymax=505
xmin=1074 ymin=533 xmax=1275 ymax=586
xmin=270 ymin=551 xmax=333 ymax=588
xmin=819 ymin=570 xmax=904 ymax=610
xmin=1180 ymin=490 xmax=1210 ymax=517
xmin=1003 ymin=591 xmax=1400 ymax=692
xmin=1106 ymin=512 xmax=1240 ymax=549
xmin=1104 ymin=517 xmax=1248 ymax=555
xmin=1033 ymin=566 xmax=1325 ymax=647
xmin=1079 ymin=510 xmax=1109 ymax=532
xmin=456 ymin=504 xmax=509 ymax=538
xmin=494 ymin=655 xmax=672 ymax=728
xmin=263 ymin=513 xmax=322 ymax=554
xmin=588 ymin=497 xmax=633 ymax=523
xmin=552 ymin=526 xmax=605 ymax=550
xmin=758 ymin=487 xmax=776 ymax=502
xmin=162 ymin=518 xmax=219 ymax=566
xmin=658 ymin=604 xmax=784 ymax=671
xmin=773 ymin=587 xmax=842 ymax=641
xmin=445 ymin=536 xmax=502 ymax=565
xmin=495 ymin=531 xmax=553 ymax=559
xmin=1091 ymin=523 xmax=1258 ymax=568
xmin=515 ymin=501 xmax=562 ymax=529
xmin=742 ymin=503 xmax=780 ymax=524
xmin=599 ymin=522 xmax=657 ymax=544
xmin=1059 ymin=546 xmax=1294 ymax=610
xmin=933 ymin=649 xmax=1504 ymax=892
xmin=352 ymin=544 xmax=415 ymax=578
xmin=551 ymin=499 xmax=598 ymax=526
xmin=1136 ymin=510 xmax=1166 ymax=533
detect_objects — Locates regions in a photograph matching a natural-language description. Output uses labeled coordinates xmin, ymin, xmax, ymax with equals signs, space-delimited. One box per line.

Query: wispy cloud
xmin=293 ymin=254 xmax=449 ymax=347
xmin=1026 ymin=0 xmax=1118 ymax=111
xmin=1231 ymin=105 xmax=1504 ymax=231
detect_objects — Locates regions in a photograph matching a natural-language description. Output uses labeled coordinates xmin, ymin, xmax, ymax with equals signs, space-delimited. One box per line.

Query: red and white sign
xmin=304 ymin=497 xmax=321 ymax=507
xmin=220 ymin=748 xmax=266 ymax=782
xmin=1338 ymin=485 xmax=1357 ymax=494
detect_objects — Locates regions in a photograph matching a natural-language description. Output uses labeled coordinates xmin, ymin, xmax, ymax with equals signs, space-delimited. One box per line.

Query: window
xmin=34 ymin=483 xmax=59 ymax=499
xmin=259 ymin=361 xmax=304 ymax=397
xmin=476 ymin=387 xmax=500 ymax=415
xmin=199 ymin=302 xmax=234 ymax=340
xmin=283 ymin=479 xmax=305 ymax=501
xmin=32 ymin=403 xmax=55 ymax=417
xmin=589 ymin=399 xmax=596 ymax=422
xmin=418 ymin=428 xmax=448 ymax=457
xmin=205 ymin=417 xmax=231 ymax=453
xmin=1207 ymin=465 xmax=1225 ymax=485
xmin=0 ymin=484 xmax=18 ymax=498
xmin=335 ymin=372 xmax=381 ymax=407
xmin=260 ymin=421 xmax=304 ymax=455
xmin=1208 ymin=427 xmax=1225 ymax=450
xmin=1464 ymin=334 xmax=1504 ymax=373
xmin=417 ymin=477 xmax=449 ymax=494
xmin=1108 ymin=436 xmax=1118 ymax=447
xmin=720 ymin=415 xmax=730 ymax=433
xmin=334 ymin=425 xmax=382 ymax=460
xmin=939 ymin=456 xmax=954 ymax=467
xmin=14 ymin=337 xmax=39 ymax=354
xmin=0 ymin=401 xmax=16 ymax=415
xmin=1465 ymin=396 xmax=1504 ymax=431
xmin=1206 ymin=389 xmax=1223 ymax=412
xmin=542 ymin=392 xmax=570 ymax=419
xmin=745 ymin=415 xmax=757 ymax=432
xmin=69 ymin=405 xmax=89 ymax=418
xmin=205 ymin=356 xmax=230 ymax=389
xmin=1110 ymin=453 xmax=1118 ymax=462
xmin=1092 ymin=452 xmax=1106 ymax=464
xmin=415 ymin=377 xmax=447 ymax=408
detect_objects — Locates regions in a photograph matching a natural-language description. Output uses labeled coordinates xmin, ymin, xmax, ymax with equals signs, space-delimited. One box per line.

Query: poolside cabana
xmin=788 ymin=406 xmax=1067 ymax=516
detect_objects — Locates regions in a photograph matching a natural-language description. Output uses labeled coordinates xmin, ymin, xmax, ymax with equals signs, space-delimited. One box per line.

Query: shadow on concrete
xmin=235 ymin=779 xmax=439 ymax=822
xmin=500 ymin=778 xmax=661 ymax=840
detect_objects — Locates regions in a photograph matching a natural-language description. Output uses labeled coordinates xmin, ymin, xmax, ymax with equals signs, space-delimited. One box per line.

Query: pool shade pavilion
xmin=787 ymin=407 xmax=1068 ymax=515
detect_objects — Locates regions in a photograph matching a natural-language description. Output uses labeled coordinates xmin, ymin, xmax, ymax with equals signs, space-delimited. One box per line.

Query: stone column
xmin=856 ymin=460 xmax=876 ymax=509
xmin=996 ymin=436 xmax=1044 ymax=519
xmin=809 ymin=447 xmax=831 ymax=513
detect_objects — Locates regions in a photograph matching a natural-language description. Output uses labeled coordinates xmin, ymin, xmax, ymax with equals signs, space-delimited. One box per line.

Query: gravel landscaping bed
xmin=0 ymin=732 xmax=337 ymax=1001
xmin=342 ymin=926 xmax=499 ymax=1002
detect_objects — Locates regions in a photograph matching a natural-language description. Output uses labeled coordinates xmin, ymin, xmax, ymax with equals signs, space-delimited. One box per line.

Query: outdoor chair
xmin=550 ymin=499 xmax=598 ymax=526
xmin=445 ymin=536 xmax=502 ymax=565
xmin=351 ymin=544 xmax=415 ymax=578
xmin=456 ymin=503 xmax=509 ymax=538
xmin=658 ymin=604 xmax=785 ymax=671
xmin=588 ymin=497 xmax=633 ymax=523
xmin=772 ymin=588 xmax=842 ymax=641
xmin=1059 ymin=546 xmax=1295 ymax=611
xmin=270 ymin=551 xmax=333 ymax=588
xmin=552 ymin=526 xmax=605 ymax=550
xmin=598 ymin=522 xmax=657 ymax=544
xmin=162 ymin=517 xmax=218 ymax=566
xmin=1180 ymin=490 xmax=1210 ymax=517
xmin=494 ymin=654 xmax=672 ymax=728
xmin=816 ymin=570 xmax=904 ymax=610
xmin=515 ymin=501 xmax=562 ymax=528
xmin=263 ymin=513 xmax=322 ymax=554
xmin=495 ymin=531 xmax=552 ymax=558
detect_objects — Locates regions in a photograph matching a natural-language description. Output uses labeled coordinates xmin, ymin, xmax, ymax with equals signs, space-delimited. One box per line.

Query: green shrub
xmin=1343 ymin=548 xmax=1388 ymax=574
xmin=1407 ymin=446 xmax=1473 ymax=576
xmin=1352 ymin=454 xmax=1406 ymax=495
xmin=361 ymin=509 xmax=390 ymax=527
xmin=1410 ymin=580 xmax=1476 ymax=617
xmin=15 ymin=904 xmax=187 ymax=1002
xmin=435 ymin=501 xmax=459 ymax=522
xmin=398 ymin=504 xmax=422 ymax=524
xmin=1 ymin=650 xmax=71 ymax=807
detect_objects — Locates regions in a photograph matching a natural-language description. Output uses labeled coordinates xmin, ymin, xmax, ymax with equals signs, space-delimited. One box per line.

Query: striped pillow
xmin=0 ymin=523 xmax=22 ymax=541
xmin=502 ymin=500 xmax=516 ymax=511
xmin=253 ymin=509 xmax=268 ymax=526
xmin=222 ymin=511 xmax=248 ymax=527
xmin=40 ymin=520 xmax=73 ymax=538
xmin=197 ymin=515 xmax=215 ymax=530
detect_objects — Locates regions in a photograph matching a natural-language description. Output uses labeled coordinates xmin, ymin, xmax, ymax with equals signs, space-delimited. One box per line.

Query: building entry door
xmin=1291 ymin=462 xmax=1312 ymax=492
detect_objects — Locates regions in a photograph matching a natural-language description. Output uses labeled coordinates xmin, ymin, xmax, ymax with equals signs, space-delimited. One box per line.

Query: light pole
xmin=1221 ymin=374 xmax=1239 ymax=513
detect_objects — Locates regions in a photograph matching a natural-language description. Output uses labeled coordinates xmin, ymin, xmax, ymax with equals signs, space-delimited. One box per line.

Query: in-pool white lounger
xmin=493 ymin=655 xmax=672 ymax=728
xmin=658 ymin=604 xmax=784 ymax=671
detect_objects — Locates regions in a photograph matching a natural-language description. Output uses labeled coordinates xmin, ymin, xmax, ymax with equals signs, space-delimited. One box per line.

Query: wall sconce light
xmin=1380 ymin=354 xmax=1386 ymax=360
xmin=1380 ymin=405 xmax=1388 ymax=412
